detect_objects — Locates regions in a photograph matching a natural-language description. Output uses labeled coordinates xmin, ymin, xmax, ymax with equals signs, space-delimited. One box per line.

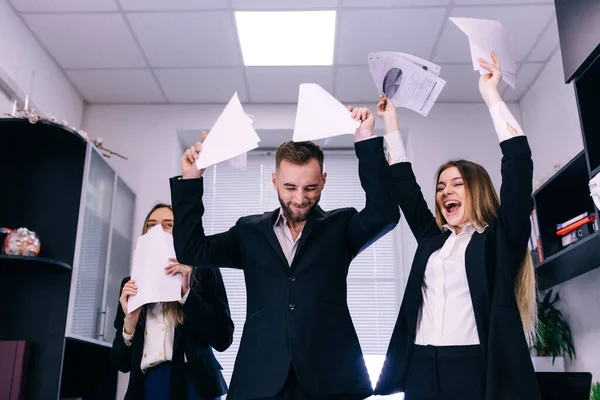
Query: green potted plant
xmin=531 ymin=289 xmax=576 ymax=372
xmin=590 ymin=381 xmax=600 ymax=400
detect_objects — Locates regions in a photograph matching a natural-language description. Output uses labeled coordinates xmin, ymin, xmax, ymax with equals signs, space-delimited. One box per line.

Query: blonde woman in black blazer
xmin=111 ymin=203 xmax=234 ymax=400
xmin=374 ymin=52 xmax=539 ymax=400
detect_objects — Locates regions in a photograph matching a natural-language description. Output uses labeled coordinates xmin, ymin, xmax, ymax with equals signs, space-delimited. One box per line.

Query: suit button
xmin=289 ymin=276 xmax=296 ymax=282
xmin=289 ymin=304 xmax=296 ymax=311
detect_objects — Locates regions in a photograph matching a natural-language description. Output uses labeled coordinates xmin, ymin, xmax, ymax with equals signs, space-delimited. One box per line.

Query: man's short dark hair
xmin=275 ymin=141 xmax=324 ymax=173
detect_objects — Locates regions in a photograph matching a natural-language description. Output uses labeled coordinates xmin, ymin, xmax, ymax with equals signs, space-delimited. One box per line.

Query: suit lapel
xmin=173 ymin=322 xmax=185 ymax=362
xmin=405 ymin=232 xmax=450 ymax=332
xmin=290 ymin=206 xmax=324 ymax=270
xmin=260 ymin=210 xmax=289 ymax=268
xmin=261 ymin=206 xmax=324 ymax=271
xmin=465 ymin=231 xmax=490 ymax=362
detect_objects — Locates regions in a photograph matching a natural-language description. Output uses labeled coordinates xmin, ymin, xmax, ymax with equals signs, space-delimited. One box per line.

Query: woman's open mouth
xmin=444 ymin=200 xmax=461 ymax=215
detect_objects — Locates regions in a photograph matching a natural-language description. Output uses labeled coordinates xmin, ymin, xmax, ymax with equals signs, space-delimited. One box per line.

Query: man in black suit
xmin=169 ymin=106 xmax=400 ymax=400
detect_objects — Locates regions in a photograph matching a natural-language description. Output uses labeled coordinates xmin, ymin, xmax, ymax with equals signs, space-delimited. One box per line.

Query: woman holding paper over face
xmin=374 ymin=51 xmax=540 ymax=400
xmin=111 ymin=203 xmax=234 ymax=400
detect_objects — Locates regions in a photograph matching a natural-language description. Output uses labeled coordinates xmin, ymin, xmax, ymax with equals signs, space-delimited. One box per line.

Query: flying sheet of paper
xmin=128 ymin=225 xmax=181 ymax=314
xmin=292 ymin=83 xmax=360 ymax=142
xmin=368 ymin=52 xmax=446 ymax=117
xmin=449 ymin=17 xmax=517 ymax=89
xmin=392 ymin=51 xmax=441 ymax=76
xmin=226 ymin=152 xmax=248 ymax=171
xmin=195 ymin=92 xmax=260 ymax=170
xmin=224 ymin=112 xmax=254 ymax=170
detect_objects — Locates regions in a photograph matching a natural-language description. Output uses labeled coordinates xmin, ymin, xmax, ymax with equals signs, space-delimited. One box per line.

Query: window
xmin=201 ymin=151 xmax=403 ymax=395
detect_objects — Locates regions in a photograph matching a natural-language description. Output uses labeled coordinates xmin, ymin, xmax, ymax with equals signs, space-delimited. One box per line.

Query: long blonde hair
xmin=141 ymin=203 xmax=188 ymax=325
xmin=434 ymin=160 xmax=537 ymax=344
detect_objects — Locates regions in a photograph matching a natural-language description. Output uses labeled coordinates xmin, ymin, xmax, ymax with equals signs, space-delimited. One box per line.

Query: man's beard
xmin=278 ymin=193 xmax=320 ymax=223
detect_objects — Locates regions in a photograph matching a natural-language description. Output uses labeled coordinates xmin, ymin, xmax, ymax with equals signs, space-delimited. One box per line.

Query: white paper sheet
xmin=127 ymin=225 xmax=182 ymax=314
xmin=449 ymin=17 xmax=517 ymax=89
xmin=292 ymin=83 xmax=360 ymax=142
xmin=226 ymin=152 xmax=248 ymax=171
xmin=368 ymin=52 xmax=446 ymax=117
xmin=590 ymin=173 xmax=600 ymax=210
xmin=195 ymin=92 xmax=260 ymax=170
xmin=394 ymin=51 xmax=441 ymax=76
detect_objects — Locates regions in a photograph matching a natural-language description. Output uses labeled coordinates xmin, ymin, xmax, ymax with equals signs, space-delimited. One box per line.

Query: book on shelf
xmin=556 ymin=211 xmax=589 ymax=231
xmin=560 ymin=220 xmax=597 ymax=247
xmin=556 ymin=215 xmax=596 ymax=236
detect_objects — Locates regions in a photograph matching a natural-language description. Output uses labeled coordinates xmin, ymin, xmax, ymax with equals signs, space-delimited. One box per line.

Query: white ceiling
xmin=9 ymin=0 xmax=560 ymax=104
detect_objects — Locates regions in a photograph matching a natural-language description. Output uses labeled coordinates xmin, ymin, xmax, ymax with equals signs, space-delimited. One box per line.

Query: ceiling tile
xmin=342 ymin=0 xmax=451 ymax=6
xmin=528 ymin=15 xmax=559 ymax=62
xmin=127 ymin=12 xmax=242 ymax=67
xmin=23 ymin=14 xmax=146 ymax=68
xmin=155 ymin=68 xmax=248 ymax=103
xmin=337 ymin=8 xmax=447 ymax=65
xmin=10 ymin=0 xmax=118 ymax=12
xmin=433 ymin=5 xmax=555 ymax=64
xmin=232 ymin=0 xmax=338 ymax=9
xmin=435 ymin=64 xmax=482 ymax=102
xmin=66 ymin=69 xmax=165 ymax=103
xmin=118 ymin=0 xmax=229 ymax=11
xmin=501 ymin=62 xmax=544 ymax=101
xmin=335 ymin=66 xmax=379 ymax=103
xmin=245 ymin=67 xmax=333 ymax=103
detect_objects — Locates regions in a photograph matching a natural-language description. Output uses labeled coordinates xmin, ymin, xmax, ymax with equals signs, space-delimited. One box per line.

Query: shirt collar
xmin=274 ymin=209 xmax=288 ymax=228
xmin=443 ymin=222 xmax=488 ymax=235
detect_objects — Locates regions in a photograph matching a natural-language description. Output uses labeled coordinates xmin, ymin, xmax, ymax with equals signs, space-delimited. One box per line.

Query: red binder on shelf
xmin=556 ymin=215 xmax=597 ymax=236
xmin=0 ymin=341 xmax=31 ymax=400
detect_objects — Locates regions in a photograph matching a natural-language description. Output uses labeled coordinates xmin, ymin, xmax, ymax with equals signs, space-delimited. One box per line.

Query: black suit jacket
xmin=374 ymin=136 xmax=541 ymax=400
xmin=170 ymin=137 xmax=400 ymax=400
xmin=111 ymin=268 xmax=234 ymax=400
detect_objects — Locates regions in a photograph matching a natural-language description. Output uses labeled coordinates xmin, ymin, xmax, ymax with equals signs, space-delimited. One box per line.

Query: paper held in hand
xmin=292 ymin=83 xmax=360 ymax=142
xmin=449 ymin=17 xmax=517 ymax=89
xmin=127 ymin=225 xmax=181 ymax=314
xmin=195 ymin=92 xmax=260 ymax=171
xmin=368 ymin=51 xmax=446 ymax=117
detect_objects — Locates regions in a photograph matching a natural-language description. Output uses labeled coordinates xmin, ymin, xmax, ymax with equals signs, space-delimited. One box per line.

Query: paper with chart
xmin=195 ymin=92 xmax=260 ymax=170
xmin=368 ymin=52 xmax=446 ymax=117
xmin=128 ymin=225 xmax=181 ymax=314
xmin=450 ymin=17 xmax=517 ymax=89
xmin=293 ymin=83 xmax=360 ymax=142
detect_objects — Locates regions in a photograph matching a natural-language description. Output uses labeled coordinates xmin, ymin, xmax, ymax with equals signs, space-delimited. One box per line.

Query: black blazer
xmin=170 ymin=137 xmax=400 ymax=400
xmin=374 ymin=136 xmax=541 ymax=400
xmin=111 ymin=267 xmax=234 ymax=400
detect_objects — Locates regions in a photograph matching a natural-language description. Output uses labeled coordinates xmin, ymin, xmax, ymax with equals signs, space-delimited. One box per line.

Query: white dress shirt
xmin=415 ymin=223 xmax=486 ymax=345
xmin=384 ymin=101 xmax=524 ymax=346
xmin=123 ymin=289 xmax=190 ymax=373
xmin=273 ymin=210 xmax=302 ymax=266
